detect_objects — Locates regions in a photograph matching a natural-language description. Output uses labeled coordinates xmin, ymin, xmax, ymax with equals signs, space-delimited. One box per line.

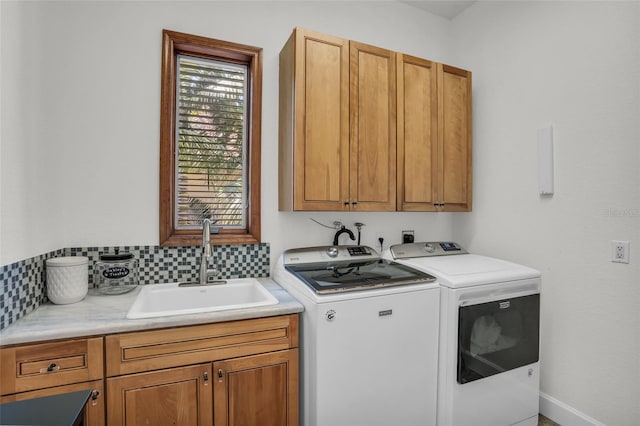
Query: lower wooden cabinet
xmin=107 ymin=351 xmax=299 ymax=426
xmin=0 ymin=380 xmax=105 ymax=426
xmin=214 ymin=349 xmax=299 ymax=426
xmin=0 ymin=315 xmax=299 ymax=426
xmin=107 ymin=363 xmax=213 ymax=426
xmin=105 ymin=314 xmax=299 ymax=426
xmin=0 ymin=337 xmax=105 ymax=426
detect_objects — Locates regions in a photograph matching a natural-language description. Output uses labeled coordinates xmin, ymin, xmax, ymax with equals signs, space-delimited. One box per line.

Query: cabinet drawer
xmin=0 ymin=337 xmax=103 ymax=395
xmin=106 ymin=314 xmax=299 ymax=376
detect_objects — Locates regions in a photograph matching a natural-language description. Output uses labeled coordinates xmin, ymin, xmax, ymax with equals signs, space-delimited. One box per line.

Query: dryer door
xmin=457 ymin=293 xmax=540 ymax=384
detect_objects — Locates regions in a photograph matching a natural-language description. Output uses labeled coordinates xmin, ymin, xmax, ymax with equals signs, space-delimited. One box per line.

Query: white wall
xmin=0 ymin=1 xmax=456 ymax=266
xmin=450 ymin=2 xmax=640 ymax=425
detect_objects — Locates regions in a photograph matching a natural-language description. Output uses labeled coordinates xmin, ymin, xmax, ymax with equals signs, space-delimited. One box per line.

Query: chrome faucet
xmin=199 ymin=218 xmax=220 ymax=284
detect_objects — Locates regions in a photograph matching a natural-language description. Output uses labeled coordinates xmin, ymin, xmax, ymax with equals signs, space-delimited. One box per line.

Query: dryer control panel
xmin=389 ymin=242 xmax=468 ymax=259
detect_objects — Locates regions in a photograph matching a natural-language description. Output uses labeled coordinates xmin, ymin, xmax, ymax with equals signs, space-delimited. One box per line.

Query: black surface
xmin=0 ymin=389 xmax=91 ymax=426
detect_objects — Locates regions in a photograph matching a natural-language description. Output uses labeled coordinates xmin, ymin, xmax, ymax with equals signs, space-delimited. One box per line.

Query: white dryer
xmin=386 ymin=242 xmax=541 ymax=426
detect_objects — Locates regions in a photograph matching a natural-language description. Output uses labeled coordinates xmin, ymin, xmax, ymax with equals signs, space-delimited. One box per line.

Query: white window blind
xmin=175 ymin=54 xmax=248 ymax=229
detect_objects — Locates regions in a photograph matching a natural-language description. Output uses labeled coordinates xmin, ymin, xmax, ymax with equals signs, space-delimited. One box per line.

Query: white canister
xmin=46 ymin=256 xmax=89 ymax=304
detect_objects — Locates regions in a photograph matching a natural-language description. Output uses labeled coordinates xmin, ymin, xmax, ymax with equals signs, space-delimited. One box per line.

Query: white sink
xmin=126 ymin=278 xmax=278 ymax=319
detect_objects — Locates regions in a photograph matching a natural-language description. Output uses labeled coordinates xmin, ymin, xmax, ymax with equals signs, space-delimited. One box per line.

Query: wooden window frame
xmin=160 ymin=29 xmax=262 ymax=246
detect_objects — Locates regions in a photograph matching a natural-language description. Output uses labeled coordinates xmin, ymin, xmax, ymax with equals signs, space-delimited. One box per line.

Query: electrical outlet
xmin=402 ymin=230 xmax=415 ymax=243
xmin=611 ymin=240 xmax=630 ymax=264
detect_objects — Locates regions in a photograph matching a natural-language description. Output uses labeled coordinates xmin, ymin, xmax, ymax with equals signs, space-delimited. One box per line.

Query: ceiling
xmin=401 ymin=1 xmax=476 ymax=19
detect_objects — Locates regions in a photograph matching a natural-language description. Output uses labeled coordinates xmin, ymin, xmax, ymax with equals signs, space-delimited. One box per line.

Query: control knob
xmin=424 ymin=243 xmax=436 ymax=253
xmin=326 ymin=247 xmax=339 ymax=258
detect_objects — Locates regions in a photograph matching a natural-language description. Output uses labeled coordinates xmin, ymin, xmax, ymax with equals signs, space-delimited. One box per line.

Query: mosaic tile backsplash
xmin=0 ymin=243 xmax=270 ymax=331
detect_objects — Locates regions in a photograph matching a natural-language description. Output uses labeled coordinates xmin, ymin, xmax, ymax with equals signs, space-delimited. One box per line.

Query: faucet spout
xmin=333 ymin=225 xmax=356 ymax=246
xmin=202 ymin=218 xmax=212 ymax=258
xmin=200 ymin=218 xmax=218 ymax=284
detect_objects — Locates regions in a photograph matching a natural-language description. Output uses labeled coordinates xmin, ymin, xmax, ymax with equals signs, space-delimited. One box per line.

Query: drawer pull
xmin=40 ymin=363 xmax=60 ymax=373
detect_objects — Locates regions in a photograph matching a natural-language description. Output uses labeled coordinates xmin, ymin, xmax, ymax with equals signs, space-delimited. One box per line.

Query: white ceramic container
xmin=46 ymin=256 xmax=89 ymax=304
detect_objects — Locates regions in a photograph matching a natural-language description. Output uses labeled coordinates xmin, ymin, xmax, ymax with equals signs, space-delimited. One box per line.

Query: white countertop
xmin=0 ymin=279 xmax=304 ymax=346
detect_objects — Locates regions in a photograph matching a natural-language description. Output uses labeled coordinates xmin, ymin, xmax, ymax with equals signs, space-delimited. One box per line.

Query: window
xmin=160 ymin=30 xmax=262 ymax=246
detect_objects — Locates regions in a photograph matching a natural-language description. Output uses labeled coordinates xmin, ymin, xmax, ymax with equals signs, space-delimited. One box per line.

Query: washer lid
xmin=396 ymin=254 xmax=540 ymax=288
xmin=284 ymin=258 xmax=436 ymax=294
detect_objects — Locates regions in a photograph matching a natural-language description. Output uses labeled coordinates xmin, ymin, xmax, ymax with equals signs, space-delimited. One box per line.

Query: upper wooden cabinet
xmin=279 ymin=28 xmax=396 ymax=211
xmin=396 ymin=54 xmax=438 ymax=211
xmin=349 ymin=41 xmax=397 ymax=211
xmin=437 ymin=64 xmax=472 ymax=211
xmin=397 ymin=56 xmax=472 ymax=211
xmin=279 ymin=28 xmax=471 ymax=212
xmin=279 ymin=28 xmax=349 ymax=211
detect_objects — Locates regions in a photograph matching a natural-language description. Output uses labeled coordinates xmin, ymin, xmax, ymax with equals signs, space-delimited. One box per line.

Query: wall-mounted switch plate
xmin=611 ymin=240 xmax=630 ymax=264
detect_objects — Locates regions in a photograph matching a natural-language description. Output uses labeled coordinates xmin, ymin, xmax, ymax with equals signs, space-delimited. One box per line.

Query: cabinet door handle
xmin=203 ymin=372 xmax=209 ymax=386
xmin=91 ymin=390 xmax=100 ymax=406
xmin=217 ymin=369 xmax=224 ymax=383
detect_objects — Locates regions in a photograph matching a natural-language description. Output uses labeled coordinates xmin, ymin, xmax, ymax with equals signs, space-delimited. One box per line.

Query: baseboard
xmin=539 ymin=392 xmax=605 ymax=426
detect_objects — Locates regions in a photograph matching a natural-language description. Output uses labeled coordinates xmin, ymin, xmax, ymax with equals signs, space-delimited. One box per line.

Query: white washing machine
xmin=274 ymin=245 xmax=440 ymax=426
xmin=385 ymin=242 xmax=541 ymax=426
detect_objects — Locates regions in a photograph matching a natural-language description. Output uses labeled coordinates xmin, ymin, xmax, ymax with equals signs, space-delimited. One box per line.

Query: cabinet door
xmin=107 ymin=363 xmax=213 ymax=426
xmin=438 ymin=64 xmax=472 ymax=211
xmin=0 ymin=380 xmax=104 ymax=426
xmin=397 ymin=53 xmax=438 ymax=211
xmin=279 ymin=28 xmax=349 ymax=211
xmin=214 ymin=349 xmax=299 ymax=426
xmin=349 ymin=41 xmax=397 ymax=211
